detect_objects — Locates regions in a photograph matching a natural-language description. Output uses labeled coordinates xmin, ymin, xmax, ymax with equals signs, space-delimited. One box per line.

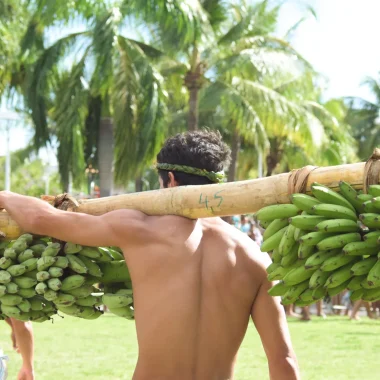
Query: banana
xmin=12 ymin=240 xmax=28 ymax=254
xmin=75 ymin=296 xmax=101 ymax=307
xmin=267 ymin=266 xmax=288 ymax=281
xmin=309 ymin=269 xmax=331 ymax=289
xmin=29 ymin=296 xmax=44 ymax=311
xmin=327 ymin=279 xmax=351 ymax=297
xmin=283 ymin=266 xmax=316 ymax=287
xmin=24 ymin=269 xmax=38 ymax=280
xmin=362 ymin=287 xmax=380 ymax=302
xmin=42 ymin=243 xmax=61 ymax=257
xmin=281 ymin=280 xmax=309 ymax=305
xmin=311 ymin=184 xmax=356 ymax=212
xmin=267 ymin=263 xmax=280 ymax=274
xmin=108 ymin=248 xmax=124 ymax=261
xmin=267 ymin=281 xmax=289 ymax=297
xmin=298 ymin=244 xmax=315 ymax=259
xmin=7 ymin=264 xmax=26 ymax=277
xmin=259 ymin=220 xmax=271 ymax=229
xmin=359 ymin=213 xmax=380 ymax=229
xmin=54 ymin=293 xmax=76 ymax=306
xmin=312 ymin=285 xmax=327 ymax=301
xmin=61 ymin=275 xmax=86 ymax=291
xmin=67 ymin=255 xmax=88 ymax=274
xmin=32 ymin=316 xmax=51 ymax=323
xmin=362 ymin=200 xmax=378 ymax=213
xmin=350 ymin=289 xmax=365 ymax=301
xmin=0 ymin=285 xmax=7 ymax=296
xmin=356 ymin=194 xmax=372 ymax=202
xmin=56 ymin=304 xmax=83 ymax=316
xmin=368 ymin=184 xmax=380 ymax=197
xmin=0 ymin=257 xmax=14 ymax=269
xmin=311 ymin=204 xmax=357 ymax=221
xmin=347 ymin=275 xmax=366 ymax=291
xmin=47 ymin=278 xmax=62 ymax=291
xmin=102 ymin=293 xmax=133 ymax=308
xmin=63 ymin=242 xmax=82 ymax=254
xmin=43 ymin=289 xmax=58 ymax=301
xmin=0 ymin=294 xmax=23 ymax=306
xmin=367 ymin=259 xmax=380 ymax=288
xmin=360 ymin=278 xmax=374 ymax=289
xmin=55 ymin=256 xmax=69 ymax=269
xmin=316 ymin=233 xmax=361 ymax=251
xmin=305 ymin=249 xmax=340 ymax=270
xmin=290 ymin=194 xmax=320 ymax=213
xmin=76 ymin=306 xmax=97 ymax=319
xmin=22 ymin=258 xmax=38 ymax=272
xmin=315 ymin=219 xmax=359 ymax=233
xmin=13 ymin=276 xmax=37 ymax=289
xmin=96 ymin=248 xmax=114 ymax=262
xmin=115 ymin=289 xmax=133 ymax=296
xmin=325 ymin=264 xmax=353 ymax=289
xmin=1 ymin=304 xmax=21 ymax=317
xmin=261 ymin=226 xmax=288 ymax=253
xmin=29 ymin=244 xmax=46 ymax=256
xmin=281 ymin=245 xmax=298 ymax=268
xmin=108 ymin=306 xmax=134 ymax=319
xmin=98 ymin=261 xmax=131 ymax=284
xmin=18 ymin=299 xmax=31 ymax=313
xmin=263 ymin=219 xmax=289 ymax=240
xmin=279 ymin=225 xmax=296 ymax=256
xmin=320 ymin=253 xmax=359 ymax=272
xmin=343 ymin=241 xmax=379 ymax=256
xmin=17 ymin=250 xmax=35 ymax=263
xmin=271 ymin=249 xmax=282 ymax=264
xmin=5 ymin=282 xmax=19 ymax=294
xmin=363 ymin=231 xmax=380 ymax=245
xmin=36 ymin=271 xmax=50 ymax=282
xmin=4 ymin=248 xmax=17 ymax=260
xmin=294 ymin=299 xmax=313 ymax=307
xmin=0 ymin=270 xmax=12 ymax=284
xmin=65 ymin=284 xmax=94 ymax=299
xmin=17 ymin=288 xmax=36 ymax=298
xmin=77 ymin=255 xmax=102 ymax=277
xmin=28 ymin=310 xmax=47 ymax=321
xmin=35 ymin=282 xmax=48 ymax=295
xmin=299 ymin=232 xmax=333 ymax=246
xmin=18 ymin=234 xmax=33 ymax=244
xmin=289 ymin=215 xmax=327 ymax=231
xmin=48 ymin=267 xmax=64 ymax=278
xmin=298 ymin=288 xmax=314 ymax=303
xmin=294 ymin=228 xmax=306 ymax=242
xmin=37 ymin=256 xmax=57 ymax=271
xmin=79 ymin=247 xmax=102 ymax=259
xmin=256 ymin=204 xmax=300 ymax=222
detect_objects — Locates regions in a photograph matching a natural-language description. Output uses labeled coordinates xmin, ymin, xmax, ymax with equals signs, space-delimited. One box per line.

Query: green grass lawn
xmin=1 ymin=314 xmax=379 ymax=379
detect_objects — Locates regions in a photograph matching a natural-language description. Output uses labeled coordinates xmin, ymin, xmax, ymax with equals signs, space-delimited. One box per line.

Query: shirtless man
xmin=0 ymin=131 xmax=300 ymax=379
xmin=4 ymin=318 xmax=34 ymax=380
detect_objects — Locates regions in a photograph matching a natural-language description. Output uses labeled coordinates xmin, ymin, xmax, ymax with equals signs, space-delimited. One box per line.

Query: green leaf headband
xmin=156 ymin=163 xmax=226 ymax=183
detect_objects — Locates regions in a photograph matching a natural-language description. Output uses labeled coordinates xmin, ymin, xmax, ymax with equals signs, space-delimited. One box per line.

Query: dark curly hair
xmin=157 ymin=130 xmax=231 ymax=187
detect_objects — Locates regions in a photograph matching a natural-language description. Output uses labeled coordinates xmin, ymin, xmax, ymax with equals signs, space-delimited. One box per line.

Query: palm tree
xmin=345 ymin=75 xmax=380 ymax=160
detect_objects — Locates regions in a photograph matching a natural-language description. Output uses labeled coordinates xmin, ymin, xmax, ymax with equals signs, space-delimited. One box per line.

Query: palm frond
xmin=25 ymin=31 xmax=86 ymax=149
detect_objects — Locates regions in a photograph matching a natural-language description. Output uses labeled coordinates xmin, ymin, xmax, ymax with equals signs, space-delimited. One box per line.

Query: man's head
xmin=157 ymin=130 xmax=231 ymax=188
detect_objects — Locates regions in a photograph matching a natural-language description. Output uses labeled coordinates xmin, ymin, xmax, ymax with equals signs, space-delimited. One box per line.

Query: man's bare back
xmin=122 ymin=215 xmax=296 ymax=379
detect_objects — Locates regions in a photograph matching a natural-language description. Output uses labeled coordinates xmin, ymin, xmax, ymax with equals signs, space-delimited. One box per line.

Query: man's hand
xmin=17 ymin=366 xmax=34 ymax=380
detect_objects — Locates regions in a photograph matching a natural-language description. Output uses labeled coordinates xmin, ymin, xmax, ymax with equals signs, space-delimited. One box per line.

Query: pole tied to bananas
xmin=288 ymin=165 xmax=319 ymax=196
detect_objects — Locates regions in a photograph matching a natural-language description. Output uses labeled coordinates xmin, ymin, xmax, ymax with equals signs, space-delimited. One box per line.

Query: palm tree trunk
xmin=98 ymin=117 xmax=114 ymax=197
xmin=228 ymin=129 xmax=240 ymax=182
xmin=135 ymin=176 xmax=143 ymax=192
xmin=185 ymin=46 xmax=204 ymax=131
xmin=266 ymin=138 xmax=282 ymax=176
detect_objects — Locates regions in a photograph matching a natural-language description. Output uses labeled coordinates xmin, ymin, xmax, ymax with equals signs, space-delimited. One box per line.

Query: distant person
xmin=350 ymin=300 xmax=374 ymax=320
xmin=239 ymin=215 xmax=251 ymax=235
xmin=250 ymin=220 xmax=263 ymax=247
xmin=4 ymin=318 xmax=34 ymax=380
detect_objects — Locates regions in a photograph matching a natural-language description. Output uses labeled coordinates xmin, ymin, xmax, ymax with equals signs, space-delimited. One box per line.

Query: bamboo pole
xmin=0 ymin=161 xmax=371 ymax=240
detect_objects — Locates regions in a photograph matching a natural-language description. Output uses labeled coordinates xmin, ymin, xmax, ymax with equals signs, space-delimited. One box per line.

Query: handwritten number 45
xmin=199 ymin=191 xmax=224 ymax=209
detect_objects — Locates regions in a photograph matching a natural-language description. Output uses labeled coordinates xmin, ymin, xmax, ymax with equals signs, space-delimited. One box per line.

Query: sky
xmin=1 ymin=0 xmax=380 ymax=157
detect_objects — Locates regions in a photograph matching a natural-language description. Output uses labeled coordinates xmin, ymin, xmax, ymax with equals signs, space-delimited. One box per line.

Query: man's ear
xmin=168 ymin=172 xmax=179 ymax=188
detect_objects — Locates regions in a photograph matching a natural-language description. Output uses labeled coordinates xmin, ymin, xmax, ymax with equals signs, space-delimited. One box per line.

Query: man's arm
xmin=0 ymin=191 xmax=148 ymax=248
xmin=251 ymin=257 xmax=300 ymax=380
xmin=10 ymin=319 xmax=34 ymax=380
